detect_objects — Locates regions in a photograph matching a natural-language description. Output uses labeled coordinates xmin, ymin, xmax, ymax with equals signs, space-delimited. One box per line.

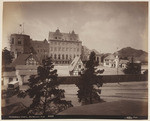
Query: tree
xmin=123 ymin=56 xmax=141 ymax=74
xmin=76 ymin=51 xmax=104 ymax=105
xmin=2 ymin=47 xmax=13 ymax=66
xmin=18 ymin=57 xmax=72 ymax=115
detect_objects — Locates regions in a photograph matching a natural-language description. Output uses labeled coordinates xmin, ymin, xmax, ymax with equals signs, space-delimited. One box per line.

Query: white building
xmin=2 ymin=53 xmax=40 ymax=87
xmin=103 ymin=54 xmax=119 ymax=68
xmin=69 ymin=56 xmax=84 ymax=76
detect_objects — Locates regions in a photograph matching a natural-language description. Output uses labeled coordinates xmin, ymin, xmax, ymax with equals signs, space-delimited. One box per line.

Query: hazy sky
xmin=3 ymin=2 xmax=148 ymax=53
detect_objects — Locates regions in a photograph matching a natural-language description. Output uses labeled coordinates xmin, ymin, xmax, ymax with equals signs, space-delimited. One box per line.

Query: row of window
xmin=50 ymin=41 xmax=80 ymax=46
xmin=37 ymin=49 xmax=49 ymax=53
xmin=54 ymin=37 xmax=77 ymax=41
xmin=50 ymin=54 xmax=79 ymax=60
xmin=50 ymin=47 xmax=80 ymax=52
xmin=55 ymin=61 xmax=70 ymax=64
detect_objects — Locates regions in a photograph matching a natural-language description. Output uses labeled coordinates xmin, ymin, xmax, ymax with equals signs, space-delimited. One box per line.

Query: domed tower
xmin=10 ymin=34 xmax=31 ymax=59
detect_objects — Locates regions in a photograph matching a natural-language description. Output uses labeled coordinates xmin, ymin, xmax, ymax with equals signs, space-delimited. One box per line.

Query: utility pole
xmin=22 ymin=23 xmax=24 ymax=34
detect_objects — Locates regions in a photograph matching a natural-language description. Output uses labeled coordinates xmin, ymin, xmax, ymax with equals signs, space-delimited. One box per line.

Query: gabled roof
xmin=48 ymin=30 xmax=79 ymax=41
xmin=104 ymin=54 xmax=116 ymax=60
xmin=119 ymin=59 xmax=129 ymax=64
xmin=30 ymin=40 xmax=49 ymax=48
xmin=91 ymin=49 xmax=101 ymax=55
xmin=82 ymin=46 xmax=101 ymax=55
xmin=69 ymin=56 xmax=81 ymax=71
xmin=10 ymin=54 xmax=40 ymax=67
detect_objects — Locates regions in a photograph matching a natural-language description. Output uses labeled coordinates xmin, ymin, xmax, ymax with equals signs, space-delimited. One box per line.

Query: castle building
xmin=10 ymin=34 xmax=31 ymax=59
xmin=10 ymin=33 xmax=49 ymax=63
xmin=48 ymin=29 xmax=82 ymax=64
xmin=30 ymin=39 xmax=49 ymax=62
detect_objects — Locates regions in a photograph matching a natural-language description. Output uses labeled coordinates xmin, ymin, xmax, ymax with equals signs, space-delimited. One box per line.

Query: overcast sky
xmin=3 ymin=2 xmax=148 ymax=53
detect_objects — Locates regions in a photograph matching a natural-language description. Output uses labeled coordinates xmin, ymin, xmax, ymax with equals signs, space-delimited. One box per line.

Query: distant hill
xmin=114 ymin=47 xmax=148 ymax=63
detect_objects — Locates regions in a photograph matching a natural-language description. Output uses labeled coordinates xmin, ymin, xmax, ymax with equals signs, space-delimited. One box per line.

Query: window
xmin=66 ymin=54 xmax=68 ymax=59
xmin=9 ymin=77 xmax=13 ymax=82
xmin=58 ymin=54 xmax=61 ymax=59
xmin=18 ymin=40 xmax=21 ymax=45
xmin=62 ymin=54 xmax=64 ymax=59
xmin=78 ymin=65 xmax=81 ymax=68
xmin=97 ymin=57 xmax=99 ymax=61
xmin=51 ymin=47 xmax=53 ymax=51
xmin=12 ymin=38 xmax=14 ymax=44
xmin=55 ymin=37 xmax=57 ymax=39
xmin=54 ymin=47 xmax=57 ymax=51
xmin=66 ymin=48 xmax=68 ymax=51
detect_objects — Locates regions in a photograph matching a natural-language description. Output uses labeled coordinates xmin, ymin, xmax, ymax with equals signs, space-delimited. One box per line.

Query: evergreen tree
xmin=123 ymin=56 xmax=141 ymax=74
xmin=18 ymin=57 xmax=72 ymax=115
xmin=76 ymin=51 xmax=104 ymax=105
xmin=2 ymin=47 xmax=13 ymax=66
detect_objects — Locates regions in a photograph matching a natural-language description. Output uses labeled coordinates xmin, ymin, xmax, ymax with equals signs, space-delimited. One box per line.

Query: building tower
xmin=10 ymin=34 xmax=31 ymax=59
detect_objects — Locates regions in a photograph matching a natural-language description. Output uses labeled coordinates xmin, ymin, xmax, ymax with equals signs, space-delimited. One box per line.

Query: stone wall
xmin=58 ymin=74 xmax=148 ymax=84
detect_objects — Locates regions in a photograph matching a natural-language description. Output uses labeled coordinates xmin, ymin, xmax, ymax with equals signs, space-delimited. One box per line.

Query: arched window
xmin=97 ymin=57 xmax=99 ymax=61
xmin=58 ymin=54 xmax=61 ymax=59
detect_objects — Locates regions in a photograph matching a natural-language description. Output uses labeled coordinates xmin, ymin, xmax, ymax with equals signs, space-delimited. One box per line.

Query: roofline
xmin=49 ymin=39 xmax=82 ymax=43
xmin=11 ymin=33 xmax=30 ymax=37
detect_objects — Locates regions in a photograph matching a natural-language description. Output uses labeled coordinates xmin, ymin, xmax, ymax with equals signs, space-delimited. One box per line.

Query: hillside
xmin=114 ymin=47 xmax=148 ymax=63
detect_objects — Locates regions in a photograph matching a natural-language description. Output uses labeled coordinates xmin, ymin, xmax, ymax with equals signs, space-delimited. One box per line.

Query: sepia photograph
xmin=1 ymin=1 xmax=148 ymax=119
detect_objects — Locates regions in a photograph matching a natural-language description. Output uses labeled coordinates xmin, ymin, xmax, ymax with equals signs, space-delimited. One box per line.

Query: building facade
xmin=31 ymin=39 xmax=49 ymax=62
xmin=2 ymin=53 xmax=40 ymax=86
xmin=103 ymin=54 xmax=119 ymax=68
xmin=48 ymin=29 xmax=82 ymax=65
